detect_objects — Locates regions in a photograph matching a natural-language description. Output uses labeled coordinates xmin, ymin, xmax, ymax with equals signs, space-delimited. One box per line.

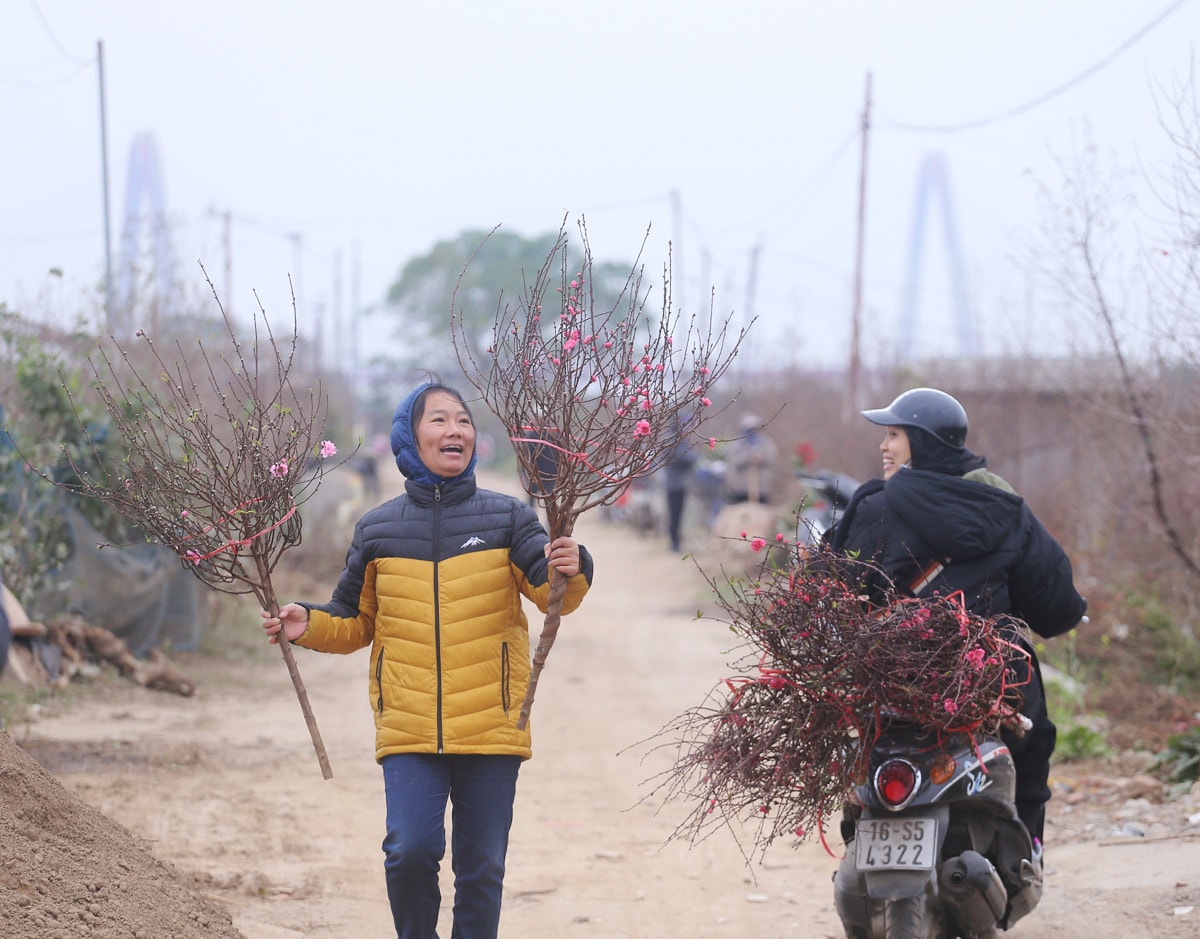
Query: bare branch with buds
xmin=453 ymin=216 xmax=750 ymax=729
xmin=53 ymin=272 xmax=352 ymax=778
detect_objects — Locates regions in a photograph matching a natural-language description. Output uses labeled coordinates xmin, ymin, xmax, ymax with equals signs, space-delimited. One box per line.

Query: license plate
xmin=854 ymin=818 xmax=937 ymax=871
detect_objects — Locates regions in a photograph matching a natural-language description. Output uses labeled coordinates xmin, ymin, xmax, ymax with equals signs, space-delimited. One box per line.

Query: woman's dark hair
xmin=410 ymin=382 xmax=474 ymax=433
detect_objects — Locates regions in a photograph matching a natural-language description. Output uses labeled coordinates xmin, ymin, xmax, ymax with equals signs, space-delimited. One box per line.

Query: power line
xmin=27 ymin=0 xmax=92 ymax=66
xmin=763 ymin=127 xmax=861 ymax=240
xmin=881 ymin=0 xmax=1192 ymax=133
xmin=0 ymin=1 xmax=94 ymax=87
xmin=677 ymin=127 xmax=861 ymax=243
xmin=0 ymin=61 xmax=92 ymax=88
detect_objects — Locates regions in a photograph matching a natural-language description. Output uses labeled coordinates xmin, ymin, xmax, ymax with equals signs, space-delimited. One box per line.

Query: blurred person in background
xmin=515 ymin=419 xmax=559 ymax=509
xmin=725 ymin=412 xmax=779 ymax=505
xmin=662 ymin=415 xmax=697 ymax=553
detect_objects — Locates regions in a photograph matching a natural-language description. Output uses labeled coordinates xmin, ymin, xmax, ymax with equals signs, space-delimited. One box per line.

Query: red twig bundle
xmin=651 ymin=545 xmax=1030 ymax=857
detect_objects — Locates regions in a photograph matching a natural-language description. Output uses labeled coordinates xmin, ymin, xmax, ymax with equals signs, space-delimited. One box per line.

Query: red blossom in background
xmin=794 ymin=439 xmax=817 ymax=468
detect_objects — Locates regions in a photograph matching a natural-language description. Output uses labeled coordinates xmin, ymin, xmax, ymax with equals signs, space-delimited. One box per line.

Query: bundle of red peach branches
xmin=453 ymin=216 xmax=748 ymax=729
xmin=650 ymin=543 xmax=1031 ymax=858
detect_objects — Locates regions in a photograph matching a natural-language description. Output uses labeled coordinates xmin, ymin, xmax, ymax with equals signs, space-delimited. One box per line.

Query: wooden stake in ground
xmin=52 ymin=276 xmax=348 ymax=778
xmin=453 ymin=217 xmax=749 ymax=729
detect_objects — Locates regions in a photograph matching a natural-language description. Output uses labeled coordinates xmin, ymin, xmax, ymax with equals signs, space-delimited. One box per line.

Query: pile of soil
xmin=0 ymin=731 xmax=241 ymax=939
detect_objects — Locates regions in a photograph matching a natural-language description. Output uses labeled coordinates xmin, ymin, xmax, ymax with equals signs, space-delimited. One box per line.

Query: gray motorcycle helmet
xmin=861 ymin=387 xmax=968 ymax=449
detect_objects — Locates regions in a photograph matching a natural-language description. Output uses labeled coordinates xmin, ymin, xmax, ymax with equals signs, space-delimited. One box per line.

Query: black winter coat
xmin=827 ymin=468 xmax=1086 ymax=639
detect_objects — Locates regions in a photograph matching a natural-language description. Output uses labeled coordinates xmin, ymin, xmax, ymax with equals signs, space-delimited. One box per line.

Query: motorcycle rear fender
xmin=862 ymin=867 xmax=937 ymax=901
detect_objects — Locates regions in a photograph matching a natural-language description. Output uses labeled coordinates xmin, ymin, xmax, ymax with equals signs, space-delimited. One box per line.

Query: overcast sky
xmin=2 ymin=0 xmax=1196 ymax=369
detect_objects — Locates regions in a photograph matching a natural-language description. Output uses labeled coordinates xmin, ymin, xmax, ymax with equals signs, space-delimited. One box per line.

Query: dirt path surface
xmin=5 ymin=469 xmax=1200 ymax=938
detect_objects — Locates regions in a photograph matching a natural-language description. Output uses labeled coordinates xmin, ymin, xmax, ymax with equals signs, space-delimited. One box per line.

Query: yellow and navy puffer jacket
xmin=295 ymin=472 xmax=593 ymax=761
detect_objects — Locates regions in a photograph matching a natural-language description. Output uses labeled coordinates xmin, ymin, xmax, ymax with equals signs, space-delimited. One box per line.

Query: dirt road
xmin=10 ymin=469 xmax=1200 ymax=938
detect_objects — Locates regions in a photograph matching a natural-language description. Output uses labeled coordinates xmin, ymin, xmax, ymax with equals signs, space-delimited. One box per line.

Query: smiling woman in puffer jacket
xmin=262 ymin=380 xmax=594 ymax=939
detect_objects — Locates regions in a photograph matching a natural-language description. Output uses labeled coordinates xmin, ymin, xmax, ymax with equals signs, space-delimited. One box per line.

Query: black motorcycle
xmin=833 ymin=719 xmax=1043 ymax=939
xmin=796 ymin=470 xmax=860 ymax=546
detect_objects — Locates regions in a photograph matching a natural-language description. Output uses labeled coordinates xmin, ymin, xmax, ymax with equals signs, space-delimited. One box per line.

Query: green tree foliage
xmin=0 ymin=300 xmax=255 ymax=619
xmin=383 ymin=227 xmax=644 ymax=379
xmin=0 ymin=311 xmax=129 ymax=613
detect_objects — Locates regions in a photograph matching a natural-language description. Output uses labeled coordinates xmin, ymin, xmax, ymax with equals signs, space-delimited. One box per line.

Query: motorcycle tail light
xmin=875 ymin=759 xmax=918 ymax=808
xmin=930 ymin=752 xmax=957 ymax=785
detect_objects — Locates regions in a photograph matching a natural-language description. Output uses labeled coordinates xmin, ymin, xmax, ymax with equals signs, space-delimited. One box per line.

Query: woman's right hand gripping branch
xmin=261 ymin=603 xmax=310 ymax=644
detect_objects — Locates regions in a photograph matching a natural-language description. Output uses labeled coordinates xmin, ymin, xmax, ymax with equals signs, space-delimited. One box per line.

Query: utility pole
xmin=288 ymin=231 xmax=306 ymax=363
xmin=671 ymin=189 xmax=685 ymax=317
xmin=848 ymin=72 xmax=872 ymax=419
xmin=222 ymin=209 xmax=233 ymax=319
xmin=350 ymin=240 xmax=361 ymax=433
xmin=332 ymin=248 xmax=343 ymax=370
xmin=97 ymin=40 xmax=114 ymax=331
xmin=745 ymin=239 xmax=761 ymax=327
xmin=745 ymin=240 xmax=761 ymax=382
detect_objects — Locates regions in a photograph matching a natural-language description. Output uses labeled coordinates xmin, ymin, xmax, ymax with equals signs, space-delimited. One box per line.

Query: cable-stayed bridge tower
xmin=898 ymin=151 xmax=976 ymax=361
xmin=111 ymin=132 xmax=179 ymax=337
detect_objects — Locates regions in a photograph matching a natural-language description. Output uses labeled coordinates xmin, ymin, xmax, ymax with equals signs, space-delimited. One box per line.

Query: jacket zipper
xmin=501 ymin=642 xmax=510 ymax=715
xmin=433 ymin=484 xmax=444 ymax=753
xmin=375 ymin=647 xmax=385 ymax=716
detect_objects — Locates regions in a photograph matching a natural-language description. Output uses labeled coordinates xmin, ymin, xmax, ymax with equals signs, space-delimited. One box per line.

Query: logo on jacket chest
xmin=460 ymin=536 xmax=487 ymax=549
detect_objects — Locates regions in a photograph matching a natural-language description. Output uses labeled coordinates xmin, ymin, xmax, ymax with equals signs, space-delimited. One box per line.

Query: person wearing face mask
xmin=262 ymin=379 xmax=594 ymax=939
xmin=823 ymin=387 xmax=1086 ymax=860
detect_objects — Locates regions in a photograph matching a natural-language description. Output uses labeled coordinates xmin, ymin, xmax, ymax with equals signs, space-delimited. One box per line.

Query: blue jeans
xmin=381 ymin=753 xmax=521 ymax=939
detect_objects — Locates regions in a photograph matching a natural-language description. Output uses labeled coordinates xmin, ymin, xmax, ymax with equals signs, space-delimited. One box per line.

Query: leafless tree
xmin=1038 ymin=83 xmax=1200 ymax=586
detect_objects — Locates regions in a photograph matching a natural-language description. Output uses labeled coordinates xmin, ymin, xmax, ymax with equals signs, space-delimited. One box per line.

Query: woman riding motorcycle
xmin=824 ymin=387 xmax=1087 ymax=854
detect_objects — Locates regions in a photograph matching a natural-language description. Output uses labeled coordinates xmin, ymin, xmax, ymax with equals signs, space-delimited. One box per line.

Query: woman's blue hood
xmin=390 ymin=383 xmax=478 ymax=485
